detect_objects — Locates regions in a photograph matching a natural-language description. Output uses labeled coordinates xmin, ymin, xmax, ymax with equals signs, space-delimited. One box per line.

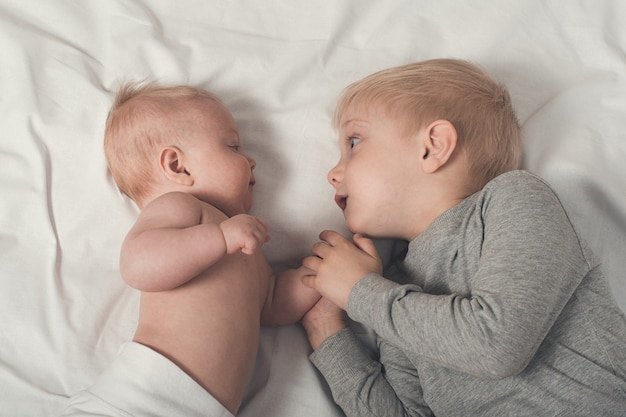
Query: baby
xmin=61 ymin=82 xmax=319 ymax=417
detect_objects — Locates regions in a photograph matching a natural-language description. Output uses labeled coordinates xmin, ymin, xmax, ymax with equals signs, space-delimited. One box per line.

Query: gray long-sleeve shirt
xmin=311 ymin=170 xmax=626 ymax=416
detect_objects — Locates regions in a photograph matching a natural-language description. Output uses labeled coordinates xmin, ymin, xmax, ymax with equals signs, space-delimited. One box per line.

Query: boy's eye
xmin=229 ymin=145 xmax=241 ymax=152
xmin=349 ymin=137 xmax=361 ymax=148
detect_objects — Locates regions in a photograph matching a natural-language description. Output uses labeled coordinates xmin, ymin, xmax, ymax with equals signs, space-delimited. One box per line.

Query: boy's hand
xmin=301 ymin=297 xmax=347 ymax=350
xmin=302 ymin=230 xmax=382 ymax=310
xmin=219 ymin=214 xmax=270 ymax=255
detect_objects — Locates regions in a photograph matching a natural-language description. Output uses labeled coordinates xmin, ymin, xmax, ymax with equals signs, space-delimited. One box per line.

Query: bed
xmin=1 ymin=1 xmax=625 ymax=416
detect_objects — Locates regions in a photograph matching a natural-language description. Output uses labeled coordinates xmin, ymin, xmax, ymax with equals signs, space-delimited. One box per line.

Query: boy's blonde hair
xmin=333 ymin=59 xmax=521 ymax=189
xmin=104 ymin=81 xmax=222 ymax=203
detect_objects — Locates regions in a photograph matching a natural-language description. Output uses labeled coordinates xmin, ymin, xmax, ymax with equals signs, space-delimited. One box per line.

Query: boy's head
xmin=104 ymin=82 xmax=256 ymax=214
xmin=333 ymin=59 xmax=521 ymax=190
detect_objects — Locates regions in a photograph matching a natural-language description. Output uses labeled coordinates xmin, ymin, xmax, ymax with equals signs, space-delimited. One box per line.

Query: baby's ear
xmin=422 ymin=120 xmax=457 ymax=174
xmin=159 ymin=146 xmax=194 ymax=186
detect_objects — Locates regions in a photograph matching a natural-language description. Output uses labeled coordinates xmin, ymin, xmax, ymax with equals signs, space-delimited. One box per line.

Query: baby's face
xmin=182 ymin=100 xmax=257 ymax=216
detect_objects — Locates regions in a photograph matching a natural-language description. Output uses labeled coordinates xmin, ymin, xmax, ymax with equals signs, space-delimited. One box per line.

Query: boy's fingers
xmin=318 ymin=230 xmax=345 ymax=246
xmin=311 ymin=241 xmax=331 ymax=258
xmin=302 ymin=255 xmax=321 ymax=272
xmin=353 ymin=233 xmax=378 ymax=258
xmin=301 ymin=273 xmax=315 ymax=289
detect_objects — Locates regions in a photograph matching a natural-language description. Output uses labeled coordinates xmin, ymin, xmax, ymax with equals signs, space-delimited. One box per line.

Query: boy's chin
xmin=346 ymin=219 xmax=392 ymax=240
xmin=346 ymin=219 xmax=373 ymax=237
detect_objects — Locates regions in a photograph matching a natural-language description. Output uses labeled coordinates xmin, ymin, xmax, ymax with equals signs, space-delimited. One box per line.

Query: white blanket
xmin=1 ymin=1 xmax=624 ymax=416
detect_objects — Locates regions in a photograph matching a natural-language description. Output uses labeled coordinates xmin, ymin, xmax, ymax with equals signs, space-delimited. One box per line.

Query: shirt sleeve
xmin=310 ymin=328 xmax=433 ymax=417
xmin=347 ymin=173 xmax=590 ymax=379
xmin=378 ymin=339 xmax=433 ymax=416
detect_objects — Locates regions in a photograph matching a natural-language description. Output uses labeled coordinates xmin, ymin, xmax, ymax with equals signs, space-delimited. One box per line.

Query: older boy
xmin=61 ymin=82 xmax=319 ymax=416
xmin=301 ymin=59 xmax=626 ymax=416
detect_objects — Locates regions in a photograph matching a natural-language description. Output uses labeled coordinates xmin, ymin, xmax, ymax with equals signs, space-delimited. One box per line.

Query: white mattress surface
xmin=1 ymin=1 xmax=625 ymax=416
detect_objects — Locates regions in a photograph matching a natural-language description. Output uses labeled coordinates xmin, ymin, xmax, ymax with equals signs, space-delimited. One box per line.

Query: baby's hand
xmin=219 ymin=214 xmax=270 ymax=255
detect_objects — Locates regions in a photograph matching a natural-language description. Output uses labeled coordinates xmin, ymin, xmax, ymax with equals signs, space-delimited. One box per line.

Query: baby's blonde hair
xmin=104 ymin=81 xmax=222 ymax=203
xmin=333 ymin=59 xmax=521 ymax=189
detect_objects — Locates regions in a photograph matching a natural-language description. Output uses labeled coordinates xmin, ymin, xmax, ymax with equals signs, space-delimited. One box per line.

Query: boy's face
xmin=183 ymin=100 xmax=256 ymax=217
xmin=328 ymin=105 xmax=427 ymax=240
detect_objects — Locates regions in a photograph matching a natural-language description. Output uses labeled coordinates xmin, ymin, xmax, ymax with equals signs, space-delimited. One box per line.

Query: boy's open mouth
xmin=334 ymin=195 xmax=347 ymax=210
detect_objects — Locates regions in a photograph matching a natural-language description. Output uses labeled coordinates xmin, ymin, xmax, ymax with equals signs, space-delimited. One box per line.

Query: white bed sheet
xmin=1 ymin=1 xmax=624 ymax=416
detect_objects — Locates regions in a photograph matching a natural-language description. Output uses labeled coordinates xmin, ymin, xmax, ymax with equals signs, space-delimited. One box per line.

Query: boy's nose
xmin=327 ymin=162 xmax=343 ymax=188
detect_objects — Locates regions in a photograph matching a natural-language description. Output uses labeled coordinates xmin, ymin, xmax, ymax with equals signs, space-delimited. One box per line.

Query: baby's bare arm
xmin=121 ymin=192 xmax=269 ymax=292
xmin=120 ymin=192 xmax=228 ymax=291
xmin=261 ymin=266 xmax=321 ymax=326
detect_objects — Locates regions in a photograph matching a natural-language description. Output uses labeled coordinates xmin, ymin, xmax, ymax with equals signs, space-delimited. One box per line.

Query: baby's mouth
xmin=334 ymin=195 xmax=347 ymax=210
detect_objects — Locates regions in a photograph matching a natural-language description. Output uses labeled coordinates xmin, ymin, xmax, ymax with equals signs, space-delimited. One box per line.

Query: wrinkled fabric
xmin=1 ymin=1 xmax=625 ymax=416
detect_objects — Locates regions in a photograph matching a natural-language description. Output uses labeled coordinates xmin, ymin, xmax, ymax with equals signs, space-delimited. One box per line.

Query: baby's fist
xmin=219 ymin=214 xmax=270 ymax=255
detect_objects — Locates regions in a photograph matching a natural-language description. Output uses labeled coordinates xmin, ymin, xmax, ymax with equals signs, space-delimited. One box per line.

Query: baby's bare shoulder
xmin=133 ymin=192 xmax=206 ymax=232
xmin=145 ymin=191 xmax=200 ymax=212
xmin=143 ymin=192 xmax=228 ymax=223
xmin=198 ymin=201 xmax=229 ymax=225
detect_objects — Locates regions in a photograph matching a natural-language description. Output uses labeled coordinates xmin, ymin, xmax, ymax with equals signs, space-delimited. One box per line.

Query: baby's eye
xmin=229 ymin=145 xmax=241 ymax=152
xmin=349 ymin=137 xmax=361 ymax=148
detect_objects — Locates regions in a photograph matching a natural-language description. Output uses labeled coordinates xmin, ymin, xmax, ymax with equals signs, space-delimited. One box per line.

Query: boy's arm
xmin=310 ymin=327 xmax=433 ymax=417
xmin=260 ymin=266 xmax=321 ymax=326
xmin=120 ymin=192 xmax=268 ymax=292
xmin=378 ymin=339 xmax=433 ymax=416
xmin=302 ymin=297 xmax=433 ymax=416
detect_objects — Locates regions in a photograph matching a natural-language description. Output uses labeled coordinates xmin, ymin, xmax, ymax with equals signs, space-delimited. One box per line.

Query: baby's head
xmin=104 ymin=82 xmax=239 ymax=207
xmin=333 ymin=59 xmax=521 ymax=190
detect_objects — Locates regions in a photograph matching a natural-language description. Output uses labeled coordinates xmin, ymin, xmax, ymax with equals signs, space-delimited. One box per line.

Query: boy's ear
xmin=159 ymin=146 xmax=194 ymax=186
xmin=421 ymin=120 xmax=458 ymax=174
